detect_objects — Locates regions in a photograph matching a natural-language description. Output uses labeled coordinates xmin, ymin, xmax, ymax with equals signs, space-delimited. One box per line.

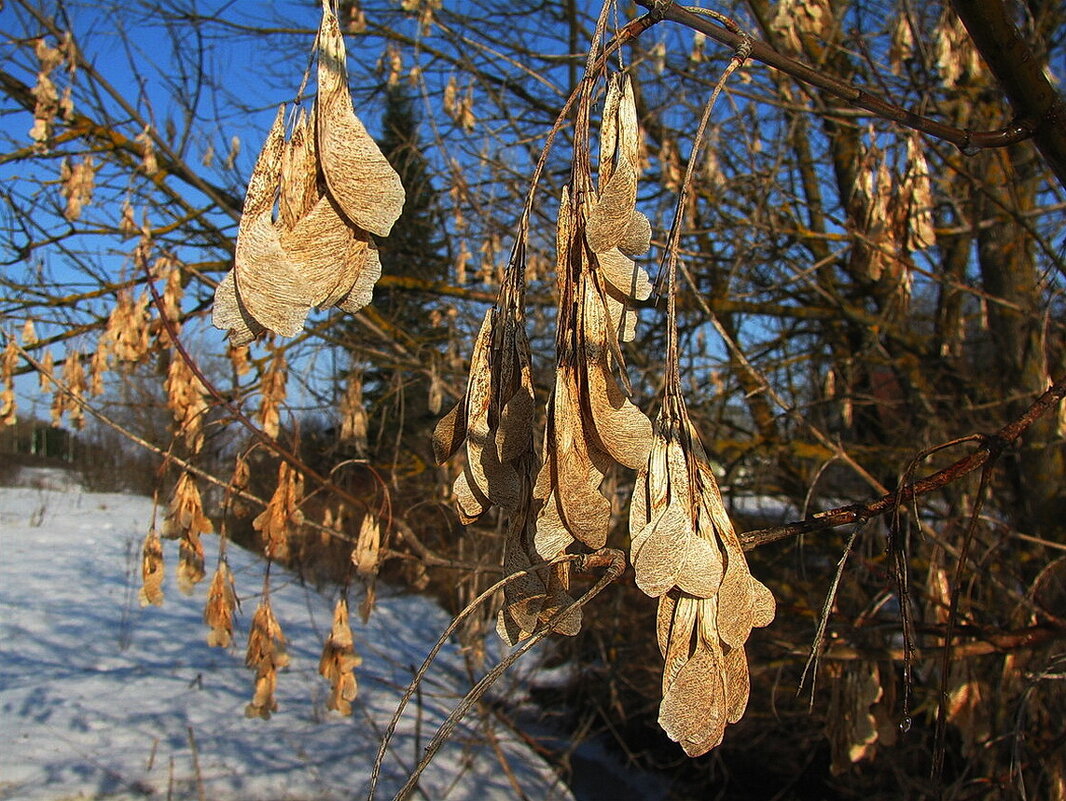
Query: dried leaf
xmin=463 ymin=309 xmax=520 ymax=511
xmin=750 ymin=577 xmax=776 ymax=629
xmin=598 ymin=248 xmax=651 ymax=301
xmin=497 ymin=381 xmax=535 ymax=463
xmin=585 ymin=356 xmax=652 ymax=469
xmin=659 ymin=648 xmax=727 ymax=755
xmin=352 ymin=513 xmax=382 ymax=578
xmin=204 ymin=560 xmax=238 ymax=647
xmin=432 ymin=397 xmax=467 ymax=464
xmin=532 ymin=487 xmax=576 ymax=560
xmin=549 ymin=368 xmax=611 ymax=549
xmin=336 ymin=240 xmax=382 ymax=313
xmin=138 ymin=528 xmax=164 ymax=607
xmin=278 ymin=109 xmax=318 ymax=230
xmin=675 ymin=535 xmax=723 ymax=598
xmin=620 ymin=211 xmax=652 ymax=257
xmin=453 ymin=465 xmax=489 ymax=525
xmin=212 ymin=271 xmax=265 ymax=346
xmin=586 ymin=164 xmax=637 ymax=254
xmin=316 ymin=0 xmax=405 ymax=237
xmin=278 ymin=194 xmax=377 ymax=309
xmin=633 ymin=503 xmax=691 ymax=597
xmin=319 ymin=598 xmax=362 ymax=714
xmin=235 ymin=206 xmax=312 ymax=338
xmin=721 ymin=643 xmax=750 ymax=724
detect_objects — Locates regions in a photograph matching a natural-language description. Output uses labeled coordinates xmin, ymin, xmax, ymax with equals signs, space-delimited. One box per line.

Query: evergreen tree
xmin=337 ymin=84 xmax=449 ymax=467
xmin=376 ymin=84 xmax=449 ymax=324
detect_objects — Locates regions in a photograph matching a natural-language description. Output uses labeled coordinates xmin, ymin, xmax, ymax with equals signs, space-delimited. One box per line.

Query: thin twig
xmin=386 ymin=549 xmax=626 ymax=801
xmin=366 ymin=551 xmax=586 ymax=801
xmin=741 ymin=376 xmax=1066 ymax=549
xmin=799 ymin=521 xmax=866 ymax=706
xmin=932 ymin=459 xmax=995 ymax=786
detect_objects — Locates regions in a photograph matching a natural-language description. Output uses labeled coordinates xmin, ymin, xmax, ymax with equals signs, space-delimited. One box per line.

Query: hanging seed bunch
xmin=531 ymin=68 xmax=652 ymax=600
xmin=119 ymin=198 xmax=138 ymax=238
xmin=213 ymin=0 xmax=404 ymax=345
xmin=138 ymin=527 xmax=165 ymax=607
xmin=258 ymin=345 xmax=287 ymax=440
xmin=826 ymin=660 xmax=884 ymax=773
xmin=151 ymin=254 xmax=185 ymax=348
xmin=29 ymin=34 xmax=74 ymax=146
xmin=59 ymin=155 xmax=96 ymax=221
xmin=434 ymin=236 xmax=574 ymax=643
xmin=318 ymin=597 xmax=362 ymax=715
xmin=134 ymin=127 xmax=159 ymax=176
xmin=629 ymin=50 xmax=776 ymax=755
xmin=1 ymin=337 xmax=17 ymax=428
xmin=203 ymin=559 xmax=239 ymax=647
xmin=164 ymin=355 xmax=209 ymax=453
xmin=901 ymin=133 xmax=935 ymax=251
xmin=338 ymin=368 xmax=369 ymax=453
xmin=631 ymin=383 xmax=775 ymax=755
xmin=99 ymin=288 xmax=151 ymax=365
xmin=351 ymin=511 xmax=383 ymax=579
xmin=432 ymin=20 xmax=655 ymax=639
xmin=163 ymin=472 xmax=212 ymax=594
xmin=245 ymin=595 xmax=289 ymax=719
xmin=51 ymin=349 xmax=87 ymax=429
xmin=252 ymin=461 xmax=304 ymax=561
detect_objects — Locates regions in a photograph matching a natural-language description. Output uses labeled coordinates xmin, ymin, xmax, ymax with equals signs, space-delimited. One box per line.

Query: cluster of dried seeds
xmin=632 ymin=390 xmax=775 ymax=755
xmin=1 ymin=338 xmax=17 ymax=428
xmin=59 ymin=155 xmax=95 ymax=221
xmin=432 ymin=242 xmax=570 ymax=644
xmin=318 ymin=598 xmax=362 ymax=715
xmin=213 ymin=0 xmax=404 ymax=345
xmin=432 ymin=61 xmax=777 ymax=754
xmin=351 ymin=512 xmax=383 ymax=579
xmin=138 ymin=528 xmax=165 ymax=607
xmin=165 ymin=355 xmax=209 ymax=454
xmin=99 ymin=288 xmax=151 ymax=365
xmin=526 ymin=71 xmax=653 ymax=629
xmin=252 ymin=461 xmax=304 ymax=561
xmin=203 ymin=560 xmax=239 ymax=648
xmin=163 ymin=472 xmax=213 ymax=595
xmin=51 ymin=350 xmax=87 ymax=429
xmin=257 ymin=345 xmax=288 ymax=440
xmin=29 ymin=34 xmax=74 ymax=146
xmin=245 ymin=596 xmax=289 ymax=719
xmin=338 ymin=369 xmax=369 ymax=452
xmin=826 ymin=660 xmax=884 ymax=772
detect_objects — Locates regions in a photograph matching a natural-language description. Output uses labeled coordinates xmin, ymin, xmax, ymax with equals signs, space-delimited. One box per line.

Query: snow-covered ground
xmin=0 ymin=474 xmax=573 ymax=801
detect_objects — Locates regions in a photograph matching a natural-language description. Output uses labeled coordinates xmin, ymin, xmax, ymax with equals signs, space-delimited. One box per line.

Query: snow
xmin=0 ymin=477 xmax=573 ymax=801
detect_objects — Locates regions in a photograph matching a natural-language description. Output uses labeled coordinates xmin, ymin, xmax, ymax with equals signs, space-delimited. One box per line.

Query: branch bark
xmin=951 ymin=0 xmax=1066 ymax=189
xmin=741 ymin=375 xmax=1066 ymax=549
xmin=633 ymin=1 xmax=1047 ymax=164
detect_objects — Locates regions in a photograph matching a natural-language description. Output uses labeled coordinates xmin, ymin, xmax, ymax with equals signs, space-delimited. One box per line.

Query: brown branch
xmin=802 ymin=623 xmax=1065 ymax=662
xmin=951 ymin=0 xmax=1066 ymax=189
xmin=741 ymin=375 xmax=1066 ymax=549
xmin=633 ymin=1 xmax=1035 ymax=154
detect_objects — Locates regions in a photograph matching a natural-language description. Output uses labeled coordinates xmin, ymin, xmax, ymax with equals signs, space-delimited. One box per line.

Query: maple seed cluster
xmin=213 ymin=0 xmax=404 ymax=345
xmin=433 ymin=68 xmax=776 ymax=756
xmin=632 ymin=392 xmax=775 ymax=754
